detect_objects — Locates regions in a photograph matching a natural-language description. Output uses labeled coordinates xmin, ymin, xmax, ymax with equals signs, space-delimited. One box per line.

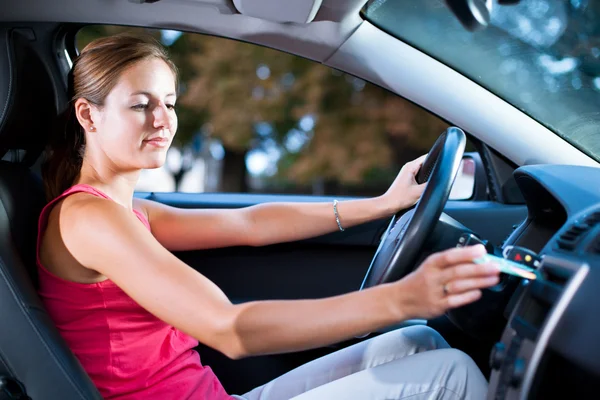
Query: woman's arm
xmin=138 ymin=196 xmax=392 ymax=251
xmin=138 ymin=155 xmax=426 ymax=251
xmin=61 ymin=193 xmax=499 ymax=359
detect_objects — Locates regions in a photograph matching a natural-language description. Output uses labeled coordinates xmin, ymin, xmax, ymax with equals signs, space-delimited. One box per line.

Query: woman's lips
xmin=143 ymin=137 xmax=169 ymax=148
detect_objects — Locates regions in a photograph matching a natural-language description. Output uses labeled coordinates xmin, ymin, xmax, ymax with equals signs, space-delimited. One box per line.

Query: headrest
xmin=0 ymin=28 xmax=57 ymax=165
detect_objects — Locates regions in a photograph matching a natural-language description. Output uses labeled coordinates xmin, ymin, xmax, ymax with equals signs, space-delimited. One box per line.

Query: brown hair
xmin=42 ymin=33 xmax=178 ymax=201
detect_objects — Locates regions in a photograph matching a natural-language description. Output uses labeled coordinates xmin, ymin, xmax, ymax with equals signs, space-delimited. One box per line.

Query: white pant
xmin=233 ymin=325 xmax=488 ymax=400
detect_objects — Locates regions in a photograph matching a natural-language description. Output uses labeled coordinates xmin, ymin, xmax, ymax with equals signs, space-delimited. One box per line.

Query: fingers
xmin=403 ymin=245 xmax=499 ymax=319
xmin=441 ymin=259 xmax=500 ymax=310
xmin=426 ymin=244 xmax=488 ymax=268
xmin=405 ymin=154 xmax=428 ymax=174
xmin=444 ymin=275 xmax=500 ymax=295
xmin=414 ymin=153 xmax=428 ymax=166
xmin=441 ymin=261 xmax=500 ymax=282
xmin=446 ymin=290 xmax=482 ymax=309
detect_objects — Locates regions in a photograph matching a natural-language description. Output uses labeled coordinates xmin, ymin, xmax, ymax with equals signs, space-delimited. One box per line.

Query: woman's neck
xmin=75 ymin=161 xmax=141 ymax=211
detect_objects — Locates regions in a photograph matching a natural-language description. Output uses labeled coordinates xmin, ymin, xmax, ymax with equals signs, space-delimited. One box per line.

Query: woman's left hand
xmin=380 ymin=154 xmax=428 ymax=214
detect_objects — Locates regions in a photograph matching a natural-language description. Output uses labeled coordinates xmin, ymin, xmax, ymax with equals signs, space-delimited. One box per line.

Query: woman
xmin=38 ymin=34 xmax=500 ymax=399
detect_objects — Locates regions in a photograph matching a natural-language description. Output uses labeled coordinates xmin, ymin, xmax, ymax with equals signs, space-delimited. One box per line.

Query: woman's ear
xmin=74 ymin=98 xmax=97 ymax=132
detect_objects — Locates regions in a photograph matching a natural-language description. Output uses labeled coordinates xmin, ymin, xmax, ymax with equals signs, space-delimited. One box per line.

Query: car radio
xmin=487 ymin=254 xmax=600 ymax=399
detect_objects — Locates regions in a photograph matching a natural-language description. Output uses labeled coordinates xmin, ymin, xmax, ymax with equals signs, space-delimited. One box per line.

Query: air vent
xmin=556 ymin=210 xmax=600 ymax=252
xmin=555 ymin=222 xmax=590 ymax=251
xmin=584 ymin=211 xmax=600 ymax=226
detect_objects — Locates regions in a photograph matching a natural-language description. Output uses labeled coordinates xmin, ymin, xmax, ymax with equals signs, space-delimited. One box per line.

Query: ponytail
xmin=41 ymin=103 xmax=85 ymax=201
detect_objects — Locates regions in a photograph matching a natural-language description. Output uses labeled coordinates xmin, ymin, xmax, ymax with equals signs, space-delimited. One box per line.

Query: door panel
xmin=177 ymin=243 xmax=373 ymax=303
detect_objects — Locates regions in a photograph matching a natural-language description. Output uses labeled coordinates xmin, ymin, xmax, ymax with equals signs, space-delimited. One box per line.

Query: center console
xmin=487 ymin=254 xmax=600 ymax=399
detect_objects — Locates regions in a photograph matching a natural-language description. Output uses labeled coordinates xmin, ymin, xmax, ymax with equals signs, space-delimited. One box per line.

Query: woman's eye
xmin=166 ymin=104 xmax=176 ymax=110
xmin=132 ymin=104 xmax=149 ymax=110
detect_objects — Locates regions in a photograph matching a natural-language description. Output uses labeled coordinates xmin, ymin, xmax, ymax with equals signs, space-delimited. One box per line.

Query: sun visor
xmin=232 ymin=0 xmax=323 ymax=23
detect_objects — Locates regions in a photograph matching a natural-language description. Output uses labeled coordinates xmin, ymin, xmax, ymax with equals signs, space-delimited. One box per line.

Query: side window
xmin=76 ymin=26 xmax=473 ymax=199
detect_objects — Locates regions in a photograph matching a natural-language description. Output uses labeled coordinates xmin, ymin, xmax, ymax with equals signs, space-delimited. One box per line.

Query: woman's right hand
xmin=393 ymin=244 xmax=500 ymax=320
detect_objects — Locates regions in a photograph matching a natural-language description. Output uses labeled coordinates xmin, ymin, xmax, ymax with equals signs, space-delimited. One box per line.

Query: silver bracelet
xmin=333 ymin=199 xmax=345 ymax=231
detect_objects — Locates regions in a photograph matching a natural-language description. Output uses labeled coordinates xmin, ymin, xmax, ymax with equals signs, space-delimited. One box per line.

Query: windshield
xmin=362 ymin=0 xmax=600 ymax=162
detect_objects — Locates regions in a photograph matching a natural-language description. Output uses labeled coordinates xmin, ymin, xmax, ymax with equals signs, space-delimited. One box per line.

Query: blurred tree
xmin=179 ymin=35 xmax=447 ymax=191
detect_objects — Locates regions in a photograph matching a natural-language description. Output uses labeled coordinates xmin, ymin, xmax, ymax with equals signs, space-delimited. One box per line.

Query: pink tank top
xmin=36 ymin=184 xmax=233 ymax=400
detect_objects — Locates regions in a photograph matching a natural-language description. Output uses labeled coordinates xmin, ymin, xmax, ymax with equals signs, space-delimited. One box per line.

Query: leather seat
xmin=0 ymin=28 xmax=102 ymax=399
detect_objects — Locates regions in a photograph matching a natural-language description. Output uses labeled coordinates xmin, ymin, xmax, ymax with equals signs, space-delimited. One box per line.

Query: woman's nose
xmin=153 ymin=103 xmax=171 ymax=130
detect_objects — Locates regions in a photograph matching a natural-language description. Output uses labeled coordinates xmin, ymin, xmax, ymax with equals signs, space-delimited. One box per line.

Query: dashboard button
xmin=490 ymin=342 xmax=506 ymax=370
xmin=510 ymin=358 xmax=526 ymax=387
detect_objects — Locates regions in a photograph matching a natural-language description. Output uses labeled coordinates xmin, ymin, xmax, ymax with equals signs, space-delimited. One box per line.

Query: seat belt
xmin=0 ymin=376 xmax=31 ymax=400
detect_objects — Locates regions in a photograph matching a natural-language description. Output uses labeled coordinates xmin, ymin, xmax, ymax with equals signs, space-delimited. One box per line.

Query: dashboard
xmin=487 ymin=164 xmax=600 ymax=399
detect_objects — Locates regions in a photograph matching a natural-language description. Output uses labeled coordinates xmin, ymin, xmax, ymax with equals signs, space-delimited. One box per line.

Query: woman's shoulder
xmin=64 ymin=192 xmax=141 ymax=229
xmin=41 ymin=192 xmax=118 ymax=283
xmin=53 ymin=190 xmax=114 ymax=220
xmin=48 ymin=192 xmax=144 ymax=250
xmin=49 ymin=191 xmax=158 ymax=272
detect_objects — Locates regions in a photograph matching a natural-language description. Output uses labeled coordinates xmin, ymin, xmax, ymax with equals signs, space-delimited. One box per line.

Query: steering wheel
xmin=360 ymin=127 xmax=466 ymax=290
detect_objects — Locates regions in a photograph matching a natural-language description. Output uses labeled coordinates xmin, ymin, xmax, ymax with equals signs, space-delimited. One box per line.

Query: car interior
xmin=1 ymin=0 xmax=600 ymax=399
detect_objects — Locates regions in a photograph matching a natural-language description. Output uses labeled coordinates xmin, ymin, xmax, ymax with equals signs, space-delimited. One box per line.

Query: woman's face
xmin=87 ymin=57 xmax=178 ymax=171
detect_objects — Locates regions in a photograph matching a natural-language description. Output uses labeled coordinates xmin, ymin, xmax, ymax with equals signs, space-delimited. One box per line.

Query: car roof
xmin=2 ymin=0 xmax=364 ymax=63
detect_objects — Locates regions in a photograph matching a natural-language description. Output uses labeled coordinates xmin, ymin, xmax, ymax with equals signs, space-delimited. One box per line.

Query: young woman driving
xmin=38 ymin=34 xmax=500 ymax=400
